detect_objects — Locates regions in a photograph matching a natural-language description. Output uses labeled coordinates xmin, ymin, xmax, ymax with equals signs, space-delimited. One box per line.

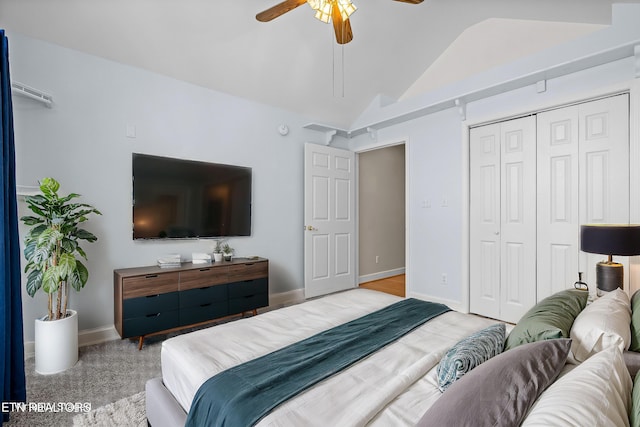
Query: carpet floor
xmin=4 ymin=312 xmax=251 ymax=427
xmin=5 ymin=335 xmax=163 ymax=427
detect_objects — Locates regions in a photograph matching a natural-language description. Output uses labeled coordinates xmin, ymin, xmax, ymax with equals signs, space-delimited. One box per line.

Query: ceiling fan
xmin=256 ymin=0 xmax=424 ymax=45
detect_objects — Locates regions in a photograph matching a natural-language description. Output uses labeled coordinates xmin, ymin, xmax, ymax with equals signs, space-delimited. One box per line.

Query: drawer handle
xmin=146 ymin=313 xmax=160 ymax=318
xmin=244 ymin=280 xmax=253 ymax=283
xmin=244 ymin=295 xmax=254 ymax=299
xmin=200 ymin=303 xmax=212 ymax=308
xmin=145 ymin=274 xmax=158 ymax=279
xmin=145 ymin=294 xmax=160 ymax=298
xmin=245 ymin=263 xmax=254 ymax=266
xmin=199 ymin=287 xmax=209 ymax=290
xmin=199 ymin=268 xmax=211 ymax=272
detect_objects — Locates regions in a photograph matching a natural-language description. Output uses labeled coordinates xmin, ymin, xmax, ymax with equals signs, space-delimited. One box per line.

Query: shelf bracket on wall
xmin=303 ymin=123 xmax=348 ymax=145
xmin=11 ymin=81 xmax=53 ymax=107
xmin=455 ymin=99 xmax=466 ymax=121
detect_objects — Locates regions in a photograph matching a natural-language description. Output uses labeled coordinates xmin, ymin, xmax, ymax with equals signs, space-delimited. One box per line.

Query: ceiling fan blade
xmin=256 ymin=0 xmax=308 ymax=22
xmin=393 ymin=0 xmax=423 ymax=3
xmin=332 ymin=9 xmax=354 ymax=44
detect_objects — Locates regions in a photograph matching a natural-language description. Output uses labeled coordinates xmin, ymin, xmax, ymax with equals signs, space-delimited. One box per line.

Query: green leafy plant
xmin=21 ymin=177 xmax=102 ymax=321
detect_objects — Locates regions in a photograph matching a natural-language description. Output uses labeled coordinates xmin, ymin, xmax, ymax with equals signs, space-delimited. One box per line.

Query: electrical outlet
xmin=375 ymin=256 xmax=379 ymax=264
xmin=441 ymin=273 xmax=447 ymax=285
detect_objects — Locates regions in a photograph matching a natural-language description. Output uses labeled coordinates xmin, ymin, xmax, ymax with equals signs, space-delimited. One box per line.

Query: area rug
xmin=72 ymin=391 xmax=146 ymax=426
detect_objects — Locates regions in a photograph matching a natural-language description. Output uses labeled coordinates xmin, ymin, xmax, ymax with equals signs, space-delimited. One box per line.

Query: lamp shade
xmin=580 ymin=224 xmax=640 ymax=256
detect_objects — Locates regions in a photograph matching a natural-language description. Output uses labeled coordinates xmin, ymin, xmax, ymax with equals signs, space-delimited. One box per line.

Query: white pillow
xmin=522 ymin=345 xmax=632 ymax=427
xmin=570 ymin=288 xmax=631 ymax=363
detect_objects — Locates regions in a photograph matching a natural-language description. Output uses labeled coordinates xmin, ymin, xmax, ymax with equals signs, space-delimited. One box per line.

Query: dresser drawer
xmin=123 ymin=272 xmax=179 ymax=299
xmin=180 ymin=267 xmax=229 ymax=291
xmin=229 ymin=293 xmax=268 ymax=314
xmin=180 ymin=301 xmax=228 ymax=326
xmin=180 ymin=284 xmax=228 ymax=308
xmin=123 ymin=310 xmax=180 ymax=337
xmin=228 ymin=262 xmax=268 ymax=282
xmin=123 ymin=291 xmax=179 ymax=319
xmin=228 ymin=278 xmax=268 ymax=299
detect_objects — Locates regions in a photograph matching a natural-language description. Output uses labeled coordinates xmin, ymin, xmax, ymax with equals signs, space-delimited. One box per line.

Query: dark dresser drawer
xmin=229 ymin=293 xmax=268 ymax=314
xmin=228 ymin=278 xmax=268 ymax=299
xmin=123 ymin=291 xmax=179 ymax=319
xmin=180 ymin=301 xmax=228 ymax=326
xmin=180 ymin=284 xmax=228 ymax=308
xmin=123 ymin=310 xmax=180 ymax=337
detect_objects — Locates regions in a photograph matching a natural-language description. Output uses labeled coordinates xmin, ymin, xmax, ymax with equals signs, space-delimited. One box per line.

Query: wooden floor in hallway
xmin=359 ymin=274 xmax=405 ymax=297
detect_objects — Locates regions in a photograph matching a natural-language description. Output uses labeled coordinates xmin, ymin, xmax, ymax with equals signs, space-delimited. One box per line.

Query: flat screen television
xmin=132 ymin=153 xmax=252 ymax=239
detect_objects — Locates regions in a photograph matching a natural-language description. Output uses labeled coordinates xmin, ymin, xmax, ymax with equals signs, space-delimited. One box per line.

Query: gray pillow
xmin=416 ymin=338 xmax=571 ymax=427
xmin=436 ymin=323 xmax=505 ymax=392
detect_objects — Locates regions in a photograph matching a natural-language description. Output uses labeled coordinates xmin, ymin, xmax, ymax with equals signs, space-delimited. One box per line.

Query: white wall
xmin=9 ymin=31 xmax=324 ymax=342
xmin=350 ymin=56 xmax=640 ymax=312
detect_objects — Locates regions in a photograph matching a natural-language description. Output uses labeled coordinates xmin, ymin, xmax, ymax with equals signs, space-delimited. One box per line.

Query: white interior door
xmin=499 ymin=116 xmax=537 ymax=323
xmin=578 ymin=94 xmax=630 ymax=289
xmin=537 ymin=105 xmax=580 ymax=300
xmin=304 ymin=143 xmax=356 ymax=299
xmin=470 ymin=116 xmax=537 ymax=323
xmin=470 ymin=123 xmax=501 ymax=319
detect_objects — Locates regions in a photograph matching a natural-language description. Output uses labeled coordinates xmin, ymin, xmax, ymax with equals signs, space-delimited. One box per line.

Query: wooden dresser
xmin=114 ymin=258 xmax=268 ymax=348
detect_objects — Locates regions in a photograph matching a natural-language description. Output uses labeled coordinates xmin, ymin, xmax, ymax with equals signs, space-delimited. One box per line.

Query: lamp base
xmin=596 ymin=261 xmax=623 ymax=292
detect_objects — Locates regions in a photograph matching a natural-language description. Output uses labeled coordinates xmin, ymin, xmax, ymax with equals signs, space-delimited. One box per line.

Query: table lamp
xmin=580 ymin=224 xmax=640 ymax=292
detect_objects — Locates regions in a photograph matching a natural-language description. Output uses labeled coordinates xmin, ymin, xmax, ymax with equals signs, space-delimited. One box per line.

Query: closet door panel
xmin=470 ymin=124 xmax=501 ymax=320
xmin=579 ymin=94 xmax=630 ymax=289
xmin=537 ymin=106 xmax=579 ymax=300
xmin=500 ymin=116 xmax=537 ymax=324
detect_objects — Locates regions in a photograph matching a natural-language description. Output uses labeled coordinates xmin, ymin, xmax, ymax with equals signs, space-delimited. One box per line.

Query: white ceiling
xmin=1 ymin=0 xmax=638 ymax=129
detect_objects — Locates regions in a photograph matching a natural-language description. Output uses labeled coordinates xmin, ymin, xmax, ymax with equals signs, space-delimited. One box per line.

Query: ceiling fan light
xmin=337 ymin=0 xmax=356 ymax=19
xmin=314 ymin=2 xmax=333 ymax=23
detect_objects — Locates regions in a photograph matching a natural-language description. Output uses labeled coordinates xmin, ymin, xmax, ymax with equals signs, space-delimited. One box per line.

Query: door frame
xmin=353 ymin=139 xmax=410 ymax=293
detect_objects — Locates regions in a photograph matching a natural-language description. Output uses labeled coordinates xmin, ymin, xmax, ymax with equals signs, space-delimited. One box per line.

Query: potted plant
xmin=21 ymin=177 xmax=101 ymax=374
xmin=222 ymin=242 xmax=234 ymax=262
xmin=213 ymin=240 xmax=224 ymax=262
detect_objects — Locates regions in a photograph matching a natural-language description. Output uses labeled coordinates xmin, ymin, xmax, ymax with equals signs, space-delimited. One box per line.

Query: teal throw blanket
xmin=185 ymin=298 xmax=450 ymax=427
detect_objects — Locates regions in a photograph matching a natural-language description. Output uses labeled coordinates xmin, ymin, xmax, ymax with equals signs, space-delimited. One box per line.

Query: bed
xmin=146 ymin=287 xmax=638 ymax=426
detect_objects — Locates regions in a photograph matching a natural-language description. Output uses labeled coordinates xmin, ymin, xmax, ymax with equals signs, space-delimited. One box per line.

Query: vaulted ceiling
xmin=1 ymin=0 xmax=638 ymax=129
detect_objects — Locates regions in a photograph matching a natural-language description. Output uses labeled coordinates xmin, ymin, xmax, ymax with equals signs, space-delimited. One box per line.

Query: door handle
xmin=305 ymin=225 xmax=318 ymax=231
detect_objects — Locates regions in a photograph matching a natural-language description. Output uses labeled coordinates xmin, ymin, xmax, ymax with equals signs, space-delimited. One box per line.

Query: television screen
xmin=132 ymin=153 xmax=252 ymax=239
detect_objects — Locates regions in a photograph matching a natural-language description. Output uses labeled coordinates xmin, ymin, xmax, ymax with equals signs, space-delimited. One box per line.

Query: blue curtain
xmin=0 ymin=29 xmax=26 ymax=425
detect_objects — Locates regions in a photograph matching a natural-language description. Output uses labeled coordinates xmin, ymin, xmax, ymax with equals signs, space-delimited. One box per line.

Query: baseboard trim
xmin=265 ymin=288 xmax=305 ymax=310
xmin=24 ymin=289 xmax=306 ymax=359
xmin=359 ymin=268 xmax=405 ymax=284
xmin=406 ymin=290 xmax=467 ymax=313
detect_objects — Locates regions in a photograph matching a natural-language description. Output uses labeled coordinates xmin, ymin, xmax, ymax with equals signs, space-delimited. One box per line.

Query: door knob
xmin=305 ymin=225 xmax=317 ymax=231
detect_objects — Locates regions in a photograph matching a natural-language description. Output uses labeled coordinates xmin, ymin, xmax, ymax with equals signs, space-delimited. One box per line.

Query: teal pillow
xmin=630 ymin=290 xmax=640 ymax=352
xmin=504 ymin=289 xmax=587 ymax=351
xmin=437 ymin=323 xmax=505 ymax=392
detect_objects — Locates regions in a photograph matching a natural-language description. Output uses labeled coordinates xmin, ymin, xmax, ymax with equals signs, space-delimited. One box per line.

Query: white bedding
xmin=161 ymin=289 xmax=499 ymax=426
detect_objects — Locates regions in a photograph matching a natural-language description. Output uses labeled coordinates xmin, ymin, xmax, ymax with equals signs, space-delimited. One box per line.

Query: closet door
xmin=537 ymin=105 xmax=580 ymax=300
xmin=470 ymin=116 xmax=537 ymax=323
xmin=499 ymin=117 xmax=537 ymax=323
xmin=578 ymin=95 xmax=630 ymax=289
xmin=538 ymin=94 xmax=629 ymax=297
xmin=470 ymin=124 xmax=501 ymax=320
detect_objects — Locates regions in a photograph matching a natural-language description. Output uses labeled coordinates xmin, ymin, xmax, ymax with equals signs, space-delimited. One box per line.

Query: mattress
xmin=161 ymin=288 xmax=498 ymax=426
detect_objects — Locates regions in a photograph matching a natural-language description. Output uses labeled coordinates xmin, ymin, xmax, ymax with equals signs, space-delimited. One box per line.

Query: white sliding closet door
xmin=537 ymin=94 xmax=629 ymax=298
xmin=470 ymin=116 xmax=537 ymax=323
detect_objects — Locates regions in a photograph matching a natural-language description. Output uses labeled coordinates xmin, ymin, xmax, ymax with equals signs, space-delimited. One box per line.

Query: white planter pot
xmin=213 ymin=253 xmax=223 ymax=262
xmin=34 ymin=310 xmax=78 ymax=375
